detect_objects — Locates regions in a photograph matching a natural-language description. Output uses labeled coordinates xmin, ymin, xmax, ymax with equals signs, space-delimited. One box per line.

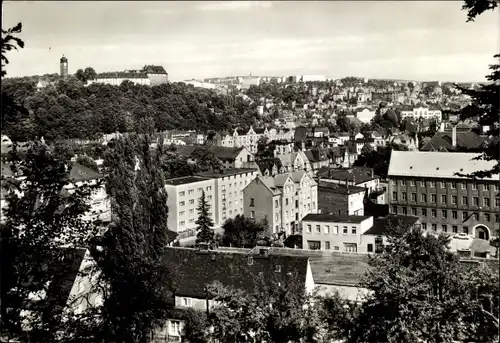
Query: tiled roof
xmin=318 ymin=167 xmax=378 ymax=184
xmin=317 ymin=181 xmax=366 ymax=195
xmin=364 ymin=215 xmax=420 ymax=236
xmin=69 ymin=163 xmax=102 ymax=182
xmin=302 ymin=213 xmax=371 ymax=224
xmin=163 ymin=247 xmax=309 ymax=298
xmin=388 ymin=151 xmax=498 ymax=180
xmin=420 ymin=132 xmax=487 ymax=151
xmin=142 ymin=65 xmax=167 ymax=74
xmin=165 ymin=176 xmax=210 ymax=186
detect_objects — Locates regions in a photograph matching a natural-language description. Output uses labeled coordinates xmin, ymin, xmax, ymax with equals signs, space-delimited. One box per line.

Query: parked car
xmin=454 ymin=233 xmax=470 ymax=240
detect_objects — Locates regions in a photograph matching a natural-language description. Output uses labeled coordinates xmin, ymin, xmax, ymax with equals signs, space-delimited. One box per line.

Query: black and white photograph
xmin=1 ymin=1 xmax=499 ymax=342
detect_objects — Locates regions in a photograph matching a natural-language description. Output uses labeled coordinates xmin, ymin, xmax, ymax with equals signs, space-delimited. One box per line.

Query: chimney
xmin=452 ymin=125 xmax=457 ymax=148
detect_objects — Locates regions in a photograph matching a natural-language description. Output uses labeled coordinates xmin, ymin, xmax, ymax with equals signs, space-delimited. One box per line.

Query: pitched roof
xmin=364 ymin=215 xmax=420 ymax=235
xmin=317 ymin=181 xmax=366 ymax=195
xmin=388 ymin=151 xmax=498 ymax=181
xmin=302 ymin=213 xmax=371 ymax=224
xmin=163 ymin=247 xmax=309 ymax=298
xmin=420 ymin=131 xmax=487 ymax=151
xmin=142 ymin=65 xmax=167 ymax=74
xmin=175 ymin=145 xmax=247 ymax=162
xmin=318 ymin=167 xmax=378 ymax=184
xmin=69 ymin=163 xmax=102 ymax=182
xmin=165 ymin=176 xmax=210 ymax=186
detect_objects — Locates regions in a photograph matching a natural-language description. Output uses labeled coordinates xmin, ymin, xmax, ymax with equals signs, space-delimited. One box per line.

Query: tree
xmin=347 ymin=223 xmax=499 ymax=343
xmin=75 ymin=67 xmax=97 ymax=83
xmin=1 ymin=142 xmax=100 ymax=342
xmin=462 ymin=0 xmax=498 ymax=21
xmin=360 ymin=143 xmax=373 ymax=155
xmin=221 ymin=215 xmax=267 ymax=248
xmin=195 ymin=190 xmax=215 ymax=245
xmin=76 ymin=154 xmax=99 ymax=173
xmin=190 ymin=148 xmax=223 ymax=173
xmin=1 ymin=22 xmax=24 ymax=77
xmin=88 ymin=134 xmax=177 ymax=342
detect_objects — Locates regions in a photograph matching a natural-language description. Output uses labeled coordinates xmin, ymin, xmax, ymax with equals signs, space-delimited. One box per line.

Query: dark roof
xmin=254 ymin=128 xmax=266 ymax=134
xmin=96 ymin=71 xmax=148 ymax=79
xmin=318 ymin=167 xmax=378 ymax=184
xmin=317 ymin=181 xmax=366 ymax=195
xmin=60 ymin=55 xmax=68 ymax=63
xmin=175 ymin=145 xmax=247 ymax=162
xmin=364 ymin=215 xmax=420 ymax=236
xmin=165 ymin=176 xmax=210 ymax=186
xmin=163 ymin=247 xmax=309 ymax=298
xmin=302 ymin=213 xmax=371 ymax=224
xmin=142 ymin=65 xmax=167 ymax=74
xmin=196 ymin=168 xmax=258 ymax=178
xmin=421 ymin=131 xmax=487 ymax=151
xmin=70 ymin=163 xmax=102 ymax=182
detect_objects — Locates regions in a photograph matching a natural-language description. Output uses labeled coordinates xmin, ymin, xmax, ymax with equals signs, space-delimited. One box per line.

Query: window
xmin=188 ymin=189 xmax=194 ymax=195
xmin=420 ymin=181 xmax=425 ymax=187
xmin=463 ymin=226 xmax=469 ymax=234
xmin=410 ymin=180 xmax=416 ymax=187
xmin=463 ymin=211 xmax=468 ymax=220
xmin=307 ymin=225 xmax=312 ymax=233
xmin=429 ymin=181 xmax=435 ymax=188
xmin=484 ymin=198 xmax=490 ymax=207
xmin=485 ymin=213 xmax=490 ymax=222
xmin=421 ymin=194 xmax=427 ymax=202
xmin=333 ymin=226 xmax=339 ymax=234
xmin=460 ymin=182 xmax=466 ymax=190
xmin=432 ymin=224 xmax=437 ymax=231
xmin=431 ymin=209 xmax=437 ymax=217
xmin=352 ymin=227 xmax=357 ymax=235
xmin=179 ymin=211 xmax=185 ymax=216
xmin=422 ymin=223 xmax=427 ymax=230
xmin=431 ymin=194 xmax=436 ymax=203
xmin=182 ymin=298 xmax=192 ymax=307
xmin=452 ymin=225 xmax=458 ymax=233
xmin=402 ymin=192 xmax=407 ymax=201
xmin=206 ymin=186 xmax=212 ymax=191
xmin=441 ymin=225 xmax=447 ymax=232
xmin=411 ymin=208 xmax=417 ymax=215
xmin=325 ymin=241 xmax=331 ymax=250
xmin=441 ymin=195 xmax=447 ymax=204
xmin=392 ymin=206 xmax=398 ymax=214
xmin=450 ymin=182 xmax=456 ymax=189
xmin=462 ymin=196 xmax=468 ymax=206
xmin=179 ymin=201 xmax=185 ymax=206
xmin=441 ymin=210 xmax=447 ymax=218
xmin=247 ymin=256 xmax=253 ymax=265
xmin=472 ymin=183 xmax=477 ymax=190
xmin=495 ymin=184 xmax=499 ymax=192
xmin=189 ymin=199 xmax=195 ymax=204
xmin=411 ymin=193 xmax=417 ymax=202
xmin=401 ymin=180 xmax=406 ymax=186
xmin=189 ymin=209 xmax=194 ymax=214
xmin=275 ymin=199 xmax=279 ymax=208
xmin=402 ymin=207 xmax=408 ymax=215
xmin=440 ymin=182 xmax=445 ymax=188
xmin=391 ymin=180 xmax=397 ymax=186
xmin=473 ymin=213 xmax=479 ymax=221
xmin=170 ymin=321 xmax=181 ymax=335
xmin=496 ymin=214 xmax=500 ymax=222
xmin=179 ymin=191 xmax=185 ymax=196
xmin=275 ymin=265 xmax=281 ymax=272
xmin=452 ymin=195 xmax=457 ymax=205
xmin=422 ymin=208 xmax=427 ymax=216
xmin=250 ymin=198 xmax=255 ymax=207
xmin=179 ymin=221 xmax=185 ymax=226
xmin=344 ymin=243 xmax=357 ymax=253
xmin=496 ymin=198 xmax=500 ymax=207
xmin=473 ymin=197 xmax=479 ymax=206
xmin=285 ymin=198 xmax=289 ymax=206
xmin=316 ymin=225 xmax=321 ymax=233
xmin=207 ymin=195 xmax=212 ymax=200
xmin=325 ymin=225 xmax=330 ymax=234
xmin=343 ymin=226 xmax=348 ymax=235
xmin=392 ymin=192 xmax=398 ymax=201
xmin=250 ymin=211 xmax=255 ymax=219
xmin=452 ymin=211 xmax=457 ymax=219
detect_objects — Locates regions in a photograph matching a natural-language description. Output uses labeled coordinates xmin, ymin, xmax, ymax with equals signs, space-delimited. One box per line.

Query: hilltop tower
xmin=60 ymin=55 xmax=68 ymax=79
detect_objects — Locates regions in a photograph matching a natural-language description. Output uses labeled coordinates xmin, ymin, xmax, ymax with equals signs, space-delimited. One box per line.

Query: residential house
xmin=174 ymin=145 xmax=256 ymax=169
xmin=421 ymin=125 xmax=488 ymax=152
xmin=243 ymin=171 xmax=318 ymax=236
xmin=317 ymin=167 xmax=381 ymax=195
xmin=196 ymin=168 xmax=260 ymax=225
xmin=389 ymin=133 xmax=418 ymax=151
xmin=388 ymin=151 xmax=499 ymax=240
xmin=316 ymin=181 xmax=365 ymax=216
xmin=328 ymin=132 xmax=350 ymax=147
xmin=159 ymin=246 xmax=314 ymax=341
xmin=165 ymin=176 xmax=217 ymax=233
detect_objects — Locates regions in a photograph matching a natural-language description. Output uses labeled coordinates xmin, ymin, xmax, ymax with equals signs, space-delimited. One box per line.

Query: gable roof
xmin=388 ymin=151 xmax=498 ymax=181
xmin=420 ymin=131 xmax=487 ymax=151
xmin=69 ymin=163 xmax=102 ymax=182
xmin=318 ymin=167 xmax=378 ymax=184
xmin=163 ymin=247 xmax=309 ymax=298
xmin=317 ymin=181 xmax=366 ymax=195
xmin=364 ymin=215 xmax=420 ymax=236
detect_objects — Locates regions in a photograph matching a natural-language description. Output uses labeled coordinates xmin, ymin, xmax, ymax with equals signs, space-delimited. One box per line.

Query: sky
xmin=2 ymin=1 xmax=499 ymax=82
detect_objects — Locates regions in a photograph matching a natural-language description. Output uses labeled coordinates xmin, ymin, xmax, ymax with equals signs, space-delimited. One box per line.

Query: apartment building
xmin=165 ymin=176 xmax=216 ymax=233
xmin=317 ymin=181 xmax=365 ymax=216
xmin=388 ymin=151 xmax=499 ymax=240
xmin=243 ymin=171 xmax=318 ymax=236
xmin=196 ymin=168 xmax=260 ymax=225
xmin=400 ymin=106 xmax=442 ymax=122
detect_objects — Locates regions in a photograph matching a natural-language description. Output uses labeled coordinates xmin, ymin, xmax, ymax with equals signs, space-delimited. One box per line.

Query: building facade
xmin=400 ymin=106 xmax=442 ymax=122
xmin=388 ymin=151 xmax=499 ymax=240
xmin=87 ymin=65 xmax=168 ymax=86
xmin=243 ymin=171 xmax=318 ymax=236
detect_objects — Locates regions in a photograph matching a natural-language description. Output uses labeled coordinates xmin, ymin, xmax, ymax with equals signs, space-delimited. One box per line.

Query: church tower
xmin=60 ymin=55 xmax=68 ymax=79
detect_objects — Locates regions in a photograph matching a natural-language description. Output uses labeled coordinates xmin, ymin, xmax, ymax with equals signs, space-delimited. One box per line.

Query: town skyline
xmin=2 ymin=1 xmax=499 ymax=82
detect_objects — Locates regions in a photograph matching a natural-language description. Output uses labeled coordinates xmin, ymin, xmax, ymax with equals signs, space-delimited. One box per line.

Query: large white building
xmin=87 ymin=65 xmax=168 ymax=86
xmin=400 ymin=106 xmax=442 ymax=122
xmin=356 ymin=108 xmax=376 ymax=124
xmin=214 ymin=127 xmax=294 ymax=154
xmin=243 ymin=171 xmax=318 ymax=237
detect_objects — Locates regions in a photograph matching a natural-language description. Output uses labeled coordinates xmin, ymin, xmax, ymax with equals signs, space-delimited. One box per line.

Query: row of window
xmin=392 ymin=206 xmax=500 ymax=222
xmin=305 ymin=224 xmax=357 ymax=235
xmin=179 ymin=195 xmax=212 ymax=207
xmin=179 ymin=186 xmax=212 ymax=196
xmin=393 ymin=179 xmax=498 ymax=191
xmin=392 ymin=192 xmax=500 ymax=207
xmin=307 ymin=241 xmax=361 ymax=252
xmin=421 ymin=223 xmax=469 ymax=234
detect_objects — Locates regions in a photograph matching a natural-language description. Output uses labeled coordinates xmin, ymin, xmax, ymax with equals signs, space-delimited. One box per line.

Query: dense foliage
xmin=220 ymin=215 xmax=268 ymax=248
xmin=1 ymin=79 xmax=258 ymax=142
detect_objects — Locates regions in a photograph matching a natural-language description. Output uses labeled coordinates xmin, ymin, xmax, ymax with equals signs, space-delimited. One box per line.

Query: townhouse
xmin=388 ymin=151 xmax=499 ymax=240
xmin=243 ymin=171 xmax=318 ymax=236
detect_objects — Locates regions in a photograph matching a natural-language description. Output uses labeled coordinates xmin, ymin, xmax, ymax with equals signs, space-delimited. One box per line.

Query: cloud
xmin=196 ymin=1 xmax=274 ymax=12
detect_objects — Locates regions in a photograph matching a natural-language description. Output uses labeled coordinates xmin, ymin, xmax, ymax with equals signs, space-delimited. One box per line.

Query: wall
xmin=243 ymin=179 xmax=275 ymax=235
xmin=316 ymin=284 xmax=373 ymax=302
